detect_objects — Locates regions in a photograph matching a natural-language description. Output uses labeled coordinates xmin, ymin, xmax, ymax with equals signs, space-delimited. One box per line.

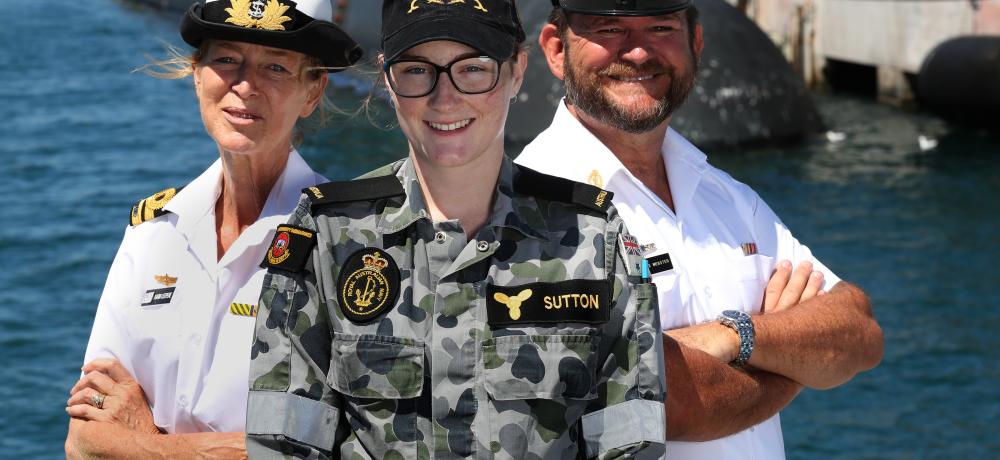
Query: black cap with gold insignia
xmin=337 ymin=248 xmax=401 ymax=323
xmin=130 ymin=187 xmax=181 ymax=227
xmin=551 ymin=0 xmax=692 ymax=16
xmin=381 ymin=0 xmax=526 ymax=62
xmin=180 ymin=0 xmax=362 ymax=71
xmin=261 ymin=225 xmax=316 ymax=272
xmin=513 ymin=164 xmax=614 ymax=214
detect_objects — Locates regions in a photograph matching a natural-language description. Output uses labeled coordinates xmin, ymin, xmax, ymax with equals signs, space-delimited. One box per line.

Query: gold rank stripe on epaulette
xmin=303 ymin=175 xmax=405 ymax=208
xmin=512 ymin=165 xmax=614 ymax=214
xmin=229 ymin=303 xmax=258 ymax=317
xmin=130 ymin=187 xmax=180 ymax=226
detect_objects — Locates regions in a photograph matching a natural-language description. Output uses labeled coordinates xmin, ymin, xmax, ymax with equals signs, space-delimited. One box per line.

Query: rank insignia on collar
xmin=587 ymin=169 xmax=604 ymax=188
xmin=261 ymin=225 xmax=315 ymax=272
xmin=337 ymin=248 xmax=401 ymax=324
xmin=154 ymin=274 xmax=178 ymax=286
xmin=486 ymin=280 xmax=610 ymax=326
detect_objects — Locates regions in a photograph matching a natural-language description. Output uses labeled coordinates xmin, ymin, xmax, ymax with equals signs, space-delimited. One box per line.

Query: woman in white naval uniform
xmin=64 ymin=0 xmax=361 ymax=457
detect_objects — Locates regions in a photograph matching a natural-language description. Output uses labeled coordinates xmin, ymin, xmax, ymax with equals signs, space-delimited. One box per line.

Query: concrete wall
xmin=725 ymin=0 xmax=999 ymax=91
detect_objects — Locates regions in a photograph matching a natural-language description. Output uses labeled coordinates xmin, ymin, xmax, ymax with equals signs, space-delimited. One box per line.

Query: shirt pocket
xmin=328 ymin=333 xmax=424 ymax=457
xmin=482 ymin=334 xmax=600 ymax=401
xmin=734 ymin=254 xmax=774 ymax=313
xmin=328 ymin=333 xmax=424 ymax=399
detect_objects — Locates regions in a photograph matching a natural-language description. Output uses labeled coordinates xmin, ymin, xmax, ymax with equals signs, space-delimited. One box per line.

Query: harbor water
xmin=1 ymin=1 xmax=997 ymax=458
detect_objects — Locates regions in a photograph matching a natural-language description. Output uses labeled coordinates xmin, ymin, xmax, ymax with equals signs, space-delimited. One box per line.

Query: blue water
xmin=1 ymin=1 xmax=997 ymax=458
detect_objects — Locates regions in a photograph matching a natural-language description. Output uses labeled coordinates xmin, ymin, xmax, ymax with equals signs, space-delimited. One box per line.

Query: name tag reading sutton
xmin=487 ymin=280 xmax=610 ymax=326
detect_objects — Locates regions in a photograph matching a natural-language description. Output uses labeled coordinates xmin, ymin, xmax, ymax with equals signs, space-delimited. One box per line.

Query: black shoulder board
xmin=303 ymin=175 xmax=405 ymax=208
xmin=260 ymin=225 xmax=316 ymax=272
xmin=513 ymin=165 xmax=614 ymax=214
xmin=130 ymin=187 xmax=181 ymax=227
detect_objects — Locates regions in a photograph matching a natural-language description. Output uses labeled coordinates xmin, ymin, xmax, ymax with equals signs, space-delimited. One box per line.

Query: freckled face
xmin=562 ymin=13 xmax=701 ymax=133
xmin=193 ymin=41 xmax=326 ymax=157
xmin=387 ymin=40 xmax=526 ymax=170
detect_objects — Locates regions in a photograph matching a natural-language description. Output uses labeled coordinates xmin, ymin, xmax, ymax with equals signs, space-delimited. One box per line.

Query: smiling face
xmin=554 ymin=12 xmax=702 ymax=133
xmin=386 ymin=40 xmax=526 ymax=171
xmin=193 ymin=40 xmax=328 ymax=157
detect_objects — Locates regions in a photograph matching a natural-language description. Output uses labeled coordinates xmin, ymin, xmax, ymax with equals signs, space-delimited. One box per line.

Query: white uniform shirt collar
xmin=536 ymin=100 xmax=709 ymax=219
xmin=163 ymin=149 xmax=320 ymax=267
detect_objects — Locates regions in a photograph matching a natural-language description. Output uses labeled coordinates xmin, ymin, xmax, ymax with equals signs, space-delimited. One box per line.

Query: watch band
xmin=718 ymin=310 xmax=755 ymax=367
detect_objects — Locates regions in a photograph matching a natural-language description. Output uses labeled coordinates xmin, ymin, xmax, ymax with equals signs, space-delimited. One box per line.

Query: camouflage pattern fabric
xmin=246 ymin=156 xmax=666 ymax=459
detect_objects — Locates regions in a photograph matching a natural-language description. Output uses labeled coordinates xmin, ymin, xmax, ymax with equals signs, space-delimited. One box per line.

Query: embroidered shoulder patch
xmin=260 ymin=225 xmax=315 ymax=272
xmin=130 ymin=187 xmax=180 ymax=226
xmin=487 ymin=280 xmax=610 ymax=327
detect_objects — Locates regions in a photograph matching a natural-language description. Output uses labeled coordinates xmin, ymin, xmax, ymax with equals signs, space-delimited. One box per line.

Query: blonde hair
xmin=137 ymin=40 xmax=345 ymax=144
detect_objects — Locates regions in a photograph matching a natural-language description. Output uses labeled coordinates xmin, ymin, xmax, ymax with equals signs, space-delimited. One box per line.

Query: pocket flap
xmin=329 ymin=334 xmax=424 ymax=399
xmin=482 ymin=334 xmax=599 ymax=401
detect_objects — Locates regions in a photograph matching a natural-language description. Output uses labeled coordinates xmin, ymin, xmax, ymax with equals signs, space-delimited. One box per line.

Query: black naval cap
xmin=551 ymin=0 xmax=692 ymax=16
xmin=180 ymin=0 xmax=363 ymax=71
xmin=381 ymin=0 xmax=527 ymax=62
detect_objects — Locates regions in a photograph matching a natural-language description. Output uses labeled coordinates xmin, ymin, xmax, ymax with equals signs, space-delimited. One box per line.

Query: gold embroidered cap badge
xmin=225 ymin=0 xmax=292 ymax=31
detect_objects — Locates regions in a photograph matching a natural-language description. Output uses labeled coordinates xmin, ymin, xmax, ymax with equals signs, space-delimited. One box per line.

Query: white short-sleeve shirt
xmin=516 ymin=101 xmax=841 ymax=460
xmin=83 ymin=149 xmax=326 ymax=434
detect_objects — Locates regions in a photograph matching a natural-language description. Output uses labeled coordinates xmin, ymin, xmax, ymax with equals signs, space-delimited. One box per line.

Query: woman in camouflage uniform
xmin=246 ymin=1 xmax=666 ymax=458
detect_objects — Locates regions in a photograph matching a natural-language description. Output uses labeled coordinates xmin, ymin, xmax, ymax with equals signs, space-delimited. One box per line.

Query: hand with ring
xmin=66 ymin=358 xmax=160 ymax=435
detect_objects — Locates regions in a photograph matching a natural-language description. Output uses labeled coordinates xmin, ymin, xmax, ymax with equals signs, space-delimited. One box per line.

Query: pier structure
xmin=730 ymin=0 xmax=1000 ymax=104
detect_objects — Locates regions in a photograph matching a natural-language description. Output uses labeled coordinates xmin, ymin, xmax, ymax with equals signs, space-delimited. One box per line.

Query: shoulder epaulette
xmin=303 ymin=175 xmax=405 ymax=208
xmin=513 ymin=165 xmax=614 ymax=214
xmin=130 ymin=187 xmax=181 ymax=226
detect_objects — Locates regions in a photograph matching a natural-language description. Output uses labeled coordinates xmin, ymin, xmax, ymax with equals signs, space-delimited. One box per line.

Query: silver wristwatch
xmin=718 ymin=310 xmax=755 ymax=367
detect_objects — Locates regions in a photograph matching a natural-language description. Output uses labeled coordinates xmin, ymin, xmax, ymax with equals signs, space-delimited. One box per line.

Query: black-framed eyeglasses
xmin=384 ymin=55 xmax=503 ymax=98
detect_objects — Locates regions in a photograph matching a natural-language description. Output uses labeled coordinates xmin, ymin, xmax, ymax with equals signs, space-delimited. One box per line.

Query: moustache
xmin=597 ymin=61 xmax=671 ymax=79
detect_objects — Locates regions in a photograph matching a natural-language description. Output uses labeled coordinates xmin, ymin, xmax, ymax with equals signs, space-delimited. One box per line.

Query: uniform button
xmin=476 ymin=240 xmax=490 ymax=252
xmin=178 ymin=395 xmax=188 ymax=408
xmin=704 ymin=287 xmax=713 ymax=298
xmin=434 ymin=232 xmax=447 ymax=244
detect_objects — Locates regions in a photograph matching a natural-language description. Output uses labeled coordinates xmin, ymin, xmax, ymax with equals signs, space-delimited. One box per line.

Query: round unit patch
xmin=337 ymin=248 xmax=400 ymax=323
xmin=267 ymin=231 xmax=291 ymax=265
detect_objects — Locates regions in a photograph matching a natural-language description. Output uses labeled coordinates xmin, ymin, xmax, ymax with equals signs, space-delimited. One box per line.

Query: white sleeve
xmin=82 ymin=227 xmax=138 ymax=372
xmin=750 ymin=192 xmax=843 ymax=290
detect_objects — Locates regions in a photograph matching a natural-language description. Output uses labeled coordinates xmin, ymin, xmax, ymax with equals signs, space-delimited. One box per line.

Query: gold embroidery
xmin=587 ymin=169 xmax=604 ymax=188
xmin=342 ymin=252 xmax=392 ymax=316
xmin=225 ymin=0 xmax=292 ymax=31
xmin=408 ymin=0 xmax=487 ymax=14
xmin=594 ymin=190 xmax=608 ymax=208
xmin=154 ymin=274 xmax=178 ymax=286
xmin=143 ymin=188 xmax=177 ymax=222
xmin=493 ymin=289 xmax=533 ymax=320
xmin=308 ymin=186 xmax=324 ymax=200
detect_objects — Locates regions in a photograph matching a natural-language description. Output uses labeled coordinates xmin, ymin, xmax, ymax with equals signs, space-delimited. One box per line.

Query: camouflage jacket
xmin=246 ymin=156 xmax=666 ymax=459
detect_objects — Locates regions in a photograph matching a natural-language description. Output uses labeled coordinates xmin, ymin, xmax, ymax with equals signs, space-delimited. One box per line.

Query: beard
xmin=563 ymin=47 xmax=698 ymax=134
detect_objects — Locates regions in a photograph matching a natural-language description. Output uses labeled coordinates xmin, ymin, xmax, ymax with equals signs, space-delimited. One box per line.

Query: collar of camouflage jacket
xmin=375 ymin=156 xmax=550 ymax=242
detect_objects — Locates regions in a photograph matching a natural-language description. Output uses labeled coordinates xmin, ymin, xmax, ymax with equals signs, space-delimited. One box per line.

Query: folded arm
xmin=66 ymin=419 xmax=245 ymax=460
xmin=664 ymin=336 xmax=801 ymax=441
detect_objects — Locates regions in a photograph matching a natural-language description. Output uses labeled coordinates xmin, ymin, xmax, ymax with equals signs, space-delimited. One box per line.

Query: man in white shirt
xmin=516 ymin=1 xmax=884 ymax=458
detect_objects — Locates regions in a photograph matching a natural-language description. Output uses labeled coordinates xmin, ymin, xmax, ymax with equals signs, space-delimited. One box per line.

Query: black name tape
xmin=487 ymin=279 xmax=610 ymax=326
xmin=141 ymin=287 xmax=175 ymax=306
xmin=646 ymin=253 xmax=674 ymax=275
